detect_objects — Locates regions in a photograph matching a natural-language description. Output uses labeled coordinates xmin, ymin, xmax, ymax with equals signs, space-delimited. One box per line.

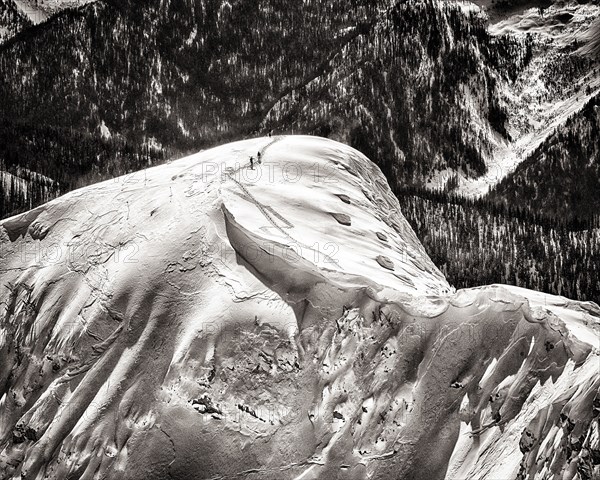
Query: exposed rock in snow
xmin=0 ymin=136 xmax=597 ymax=479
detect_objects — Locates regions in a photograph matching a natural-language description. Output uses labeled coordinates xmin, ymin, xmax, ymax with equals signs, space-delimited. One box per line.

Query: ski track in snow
xmin=0 ymin=136 xmax=597 ymax=480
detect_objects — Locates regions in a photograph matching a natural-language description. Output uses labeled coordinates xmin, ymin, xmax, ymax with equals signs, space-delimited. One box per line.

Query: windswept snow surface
xmin=0 ymin=136 xmax=598 ymax=480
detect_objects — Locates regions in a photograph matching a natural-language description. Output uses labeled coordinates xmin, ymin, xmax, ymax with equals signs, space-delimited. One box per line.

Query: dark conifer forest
xmin=0 ymin=0 xmax=598 ymax=301
xmin=398 ymin=92 xmax=600 ymax=303
xmin=488 ymin=94 xmax=600 ymax=224
xmin=0 ymin=0 xmax=529 ymax=217
xmin=398 ymin=187 xmax=600 ymax=302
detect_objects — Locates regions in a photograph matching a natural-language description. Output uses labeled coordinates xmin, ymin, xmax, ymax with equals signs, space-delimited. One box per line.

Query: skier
xmin=257 ymin=151 xmax=262 ymax=164
xmin=249 ymin=156 xmax=254 ymax=170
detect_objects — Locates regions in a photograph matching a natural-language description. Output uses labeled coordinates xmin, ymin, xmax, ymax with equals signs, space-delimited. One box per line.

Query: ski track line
xmin=225 ymin=137 xmax=339 ymax=267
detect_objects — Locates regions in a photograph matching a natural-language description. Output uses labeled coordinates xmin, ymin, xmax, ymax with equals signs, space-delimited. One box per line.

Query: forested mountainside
xmin=0 ymin=122 xmax=165 ymax=216
xmin=0 ymin=0 xmax=530 ymax=219
xmin=399 ymin=87 xmax=600 ymax=301
xmin=399 ymin=189 xmax=600 ymax=302
xmin=0 ymin=0 xmax=599 ymax=304
xmin=449 ymin=0 xmax=600 ymax=195
xmin=488 ymin=92 xmax=600 ymax=223
xmin=258 ymin=0 xmax=530 ymax=187
xmin=0 ymin=0 xmax=31 ymax=43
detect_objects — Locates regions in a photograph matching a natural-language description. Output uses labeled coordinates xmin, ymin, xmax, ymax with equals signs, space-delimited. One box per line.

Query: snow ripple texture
xmin=0 ymin=136 xmax=598 ymax=480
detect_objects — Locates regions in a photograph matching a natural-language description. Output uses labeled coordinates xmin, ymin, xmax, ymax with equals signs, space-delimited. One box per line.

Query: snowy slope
xmin=0 ymin=136 xmax=598 ymax=480
xmin=0 ymin=0 xmax=94 ymax=43
xmin=11 ymin=0 xmax=93 ymax=23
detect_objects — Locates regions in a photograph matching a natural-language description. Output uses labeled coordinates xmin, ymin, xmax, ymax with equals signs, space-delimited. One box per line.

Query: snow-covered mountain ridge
xmin=0 ymin=136 xmax=598 ymax=479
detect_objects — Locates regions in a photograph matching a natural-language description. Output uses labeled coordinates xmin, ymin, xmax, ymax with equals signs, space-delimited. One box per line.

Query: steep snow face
xmin=0 ymin=136 xmax=598 ymax=480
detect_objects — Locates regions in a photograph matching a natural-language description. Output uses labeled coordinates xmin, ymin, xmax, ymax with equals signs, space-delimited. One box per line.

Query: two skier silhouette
xmin=249 ymin=130 xmax=272 ymax=169
xmin=249 ymin=151 xmax=262 ymax=170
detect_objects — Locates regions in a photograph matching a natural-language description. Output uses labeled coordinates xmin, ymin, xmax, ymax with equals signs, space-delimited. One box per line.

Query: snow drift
xmin=0 ymin=136 xmax=598 ymax=480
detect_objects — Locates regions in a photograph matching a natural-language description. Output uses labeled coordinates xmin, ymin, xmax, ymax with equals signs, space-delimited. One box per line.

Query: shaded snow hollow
xmin=0 ymin=136 xmax=598 ymax=480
